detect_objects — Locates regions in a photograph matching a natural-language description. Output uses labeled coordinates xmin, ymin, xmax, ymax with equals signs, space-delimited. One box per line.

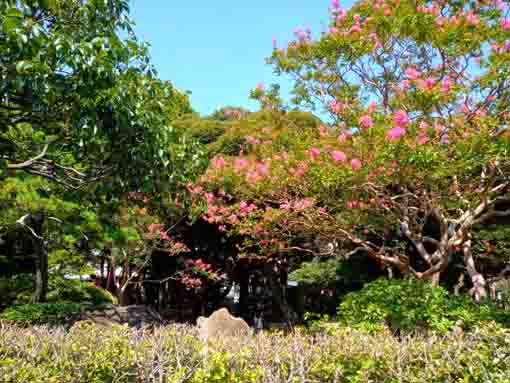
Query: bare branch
xmin=6 ymin=144 xmax=49 ymax=169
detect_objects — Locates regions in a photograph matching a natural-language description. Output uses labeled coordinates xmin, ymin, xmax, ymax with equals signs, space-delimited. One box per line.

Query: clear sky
xmin=130 ymin=1 xmax=353 ymax=116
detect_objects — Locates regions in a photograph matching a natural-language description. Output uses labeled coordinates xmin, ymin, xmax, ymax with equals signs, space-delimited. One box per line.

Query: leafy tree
xmin=0 ymin=0 xmax=205 ymax=302
xmin=192 ymin=0 xmax=510 ymax=302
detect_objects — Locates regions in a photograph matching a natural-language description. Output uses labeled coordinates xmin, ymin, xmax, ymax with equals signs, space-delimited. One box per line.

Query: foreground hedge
xmin=1 ymin=322 xmax=510 ymax=382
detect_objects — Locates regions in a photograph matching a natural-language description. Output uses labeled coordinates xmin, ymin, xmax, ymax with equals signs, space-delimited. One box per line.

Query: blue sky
xmin=130 ymin=1 xmax=353 ymax=116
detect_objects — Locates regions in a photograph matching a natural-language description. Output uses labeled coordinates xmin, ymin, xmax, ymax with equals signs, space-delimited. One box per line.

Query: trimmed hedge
xmin=1 ymin=321 xmax=510 ymax=382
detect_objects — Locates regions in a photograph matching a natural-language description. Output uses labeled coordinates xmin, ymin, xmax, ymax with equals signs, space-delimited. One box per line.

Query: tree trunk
xmin=463 ymin=239 xmax=487 ymax=302
xmin=30 ymin=236 xmax=47 ymax=303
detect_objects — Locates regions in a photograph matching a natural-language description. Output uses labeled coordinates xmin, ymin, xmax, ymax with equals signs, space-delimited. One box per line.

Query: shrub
xmin=0 ymin=302 xmax=84 ymax=326
xmin=47 ymin=277 xmax=116 ymax=306
xmin=0 ymin=275 xmax=116 ymax=309
xmin=0 ymin=274 xmax=35 ymax=306
xmin=0 ymin=322 xmax=509 ymax=382
xmin=337 ymin=278 xmax=510 ymax=333
xmin=289 ymin=259 xmax=339 ymax=286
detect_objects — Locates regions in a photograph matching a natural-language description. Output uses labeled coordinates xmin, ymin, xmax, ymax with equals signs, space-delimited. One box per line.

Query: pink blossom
xmin=294 ymin=198 xmax=315 ymax=211
xmin=466 ymin=12 xmax=480 ymax=26
xmin=436 ymin=16 xmax=446 ymax=27
xmin=245 ymin=135 xmax=261 ymax=145
xmin=246 ymin=170 xmax=262 ymax=184
xmin=460 ymin=104 xmax=471 ymax=113
xmin=280 ymin=201 xmax=291 ymax=210
xmin=212 ymin=156 xmax=227 ymax=168
xmin=349 ymin=24 xmax=362 ymax=33
xmin=503 ymin=19 xmax=510 ymax=30
xmin=419 ymin=121 xmax=429 ymax=131
xmin=187 ymin=183 xmax=203 ymax=195
xmin=234 ymin=158 xmax=249 ymax=173
xmin=205 ymin=193 xmax=215 ymax=203
xmin=272 ymin=37 xmax=277 ymax=49
xmin=159 ymin=230 xmax=171 ymax=241
xmin=336 ymin=9 xmax=347 ymax=24
xmin=331 ymin=0 xmax=340 ymax=8
xmin=256 ymin=163 xmax=269 ymax=175
xmin=256 ymin=82 xmax=265 ymax=91
xmin=401 ymin=80 xmax=411 ymax=91
xmin=367 ymin=101 xmax=377 ymax=113
xmin=417 ymin=133 xmax=429 ymax=145
xmin=440 ymin=77 xmax=452 ymax=93
xmin=330 ymin=100 xmax=345 ymax=114
xmin=331 ymin=150 xmax=347 ymax=163
xmin=394 ymin=110 xmax=409 ymax=127
xmin=417 ymin=77 xmax=436 ymax=91
xmin=387 ymin=126 xmax=406 ymax=141
xmin=309 ymin=147 xmax=321 ymax=160
xmin=329 ymin=27 xmax=339 ymax=34
xmin=404 ymin=67 xmax=421 ymax=80
xmin=359 ymin=114 xmax=374 ymax=129
xmin=350 ymin=158 xmax=362 ymax=171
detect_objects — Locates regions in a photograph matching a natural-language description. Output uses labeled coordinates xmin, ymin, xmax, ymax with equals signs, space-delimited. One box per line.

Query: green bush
xmin=289 ymin=259 xmax=339 ymax=286
xmin=337 ymin=278 xmax=510 ymax=333
xmin=0 ymin=322 xmax=509 ymax=382
xmin=0 ymin=274 xmax=35 ymax=306
xmin=47 ymin=277 xmax=116 ymax=306
xmin=0 ymin=302 xmax=84 ymax=326
xmin=0 ymin=275 xmax=116 ymax=308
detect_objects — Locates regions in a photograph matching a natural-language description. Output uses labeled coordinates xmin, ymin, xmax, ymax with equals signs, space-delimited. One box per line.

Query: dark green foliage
xmin=0 ymin=274 xmax=115 ymax=308
xmin=175 ymin=116 xmax=227 ymax=145
xmin=47 ymin=277 xmax=116 ymax=306
xmin=0 ymin=302 xmax=83 ymax=326
xmin=0 ymin=274 xmax=34 ymax=307
xmin=338 ymin=278 xmax=510 ymax=333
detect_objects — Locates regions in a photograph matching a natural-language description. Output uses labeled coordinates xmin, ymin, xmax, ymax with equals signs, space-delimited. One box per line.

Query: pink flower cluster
xmin=331 ymin=99 xmax=348 ymax=114
xmin=294 ymin=27 xmax=312 ymax=43
xmin=147 ymin=223 xmax=170 ymax=241
xmin=387 ymin=110 xmax=409 ymax=141
xmin=280 ymin=197 xmax=315 ymax=211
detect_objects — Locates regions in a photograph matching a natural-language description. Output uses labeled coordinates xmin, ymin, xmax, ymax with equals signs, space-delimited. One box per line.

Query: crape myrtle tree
xmin=192 ymin=0 xmax=510 ymax=301
xmin=0 ymin=0 xmax=205 ymax=302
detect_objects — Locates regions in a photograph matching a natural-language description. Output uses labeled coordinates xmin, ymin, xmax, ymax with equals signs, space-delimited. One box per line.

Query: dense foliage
xmin=1 ymin=322 xmax=510 ymax=382
xmin=338 ymin=278 xmax=510 ymax=333
xmin=187 ymin=0 xmax=510 ymax=306
xmin=1 ymin=0 xmax=510 ymax=355
xmin=0 ymin=0 xmax=206 ymax=303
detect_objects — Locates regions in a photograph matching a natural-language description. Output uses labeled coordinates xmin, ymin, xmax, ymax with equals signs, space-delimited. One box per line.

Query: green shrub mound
xmin=47 ymin=277 xmax=117 ymax=306
xmin=0 ymin=275 xmax=116 ymax=308
xmin=0 ymin=277 xmax=115 ymax=326
xmin=338 ymin=278 xmax=510 ymax=333
xmin=0 ymin=303 xmax=84 ymax=326
xmin=1 ymin=322 xmax=509 ymax=382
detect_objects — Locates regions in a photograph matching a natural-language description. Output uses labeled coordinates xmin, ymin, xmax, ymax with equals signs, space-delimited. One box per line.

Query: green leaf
xmin=5 ymin=8 xmax=23 ymax=18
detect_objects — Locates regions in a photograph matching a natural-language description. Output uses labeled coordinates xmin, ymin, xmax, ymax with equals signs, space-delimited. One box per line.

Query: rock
xmin=197 ymin=307 xmax=251 ymax=340
xmin=66 ymin=304 xmax=164 ymax=328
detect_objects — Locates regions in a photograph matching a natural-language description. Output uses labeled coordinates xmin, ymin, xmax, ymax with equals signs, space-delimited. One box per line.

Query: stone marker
xmin=197 ymin=307 xmax=251 ymax=340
